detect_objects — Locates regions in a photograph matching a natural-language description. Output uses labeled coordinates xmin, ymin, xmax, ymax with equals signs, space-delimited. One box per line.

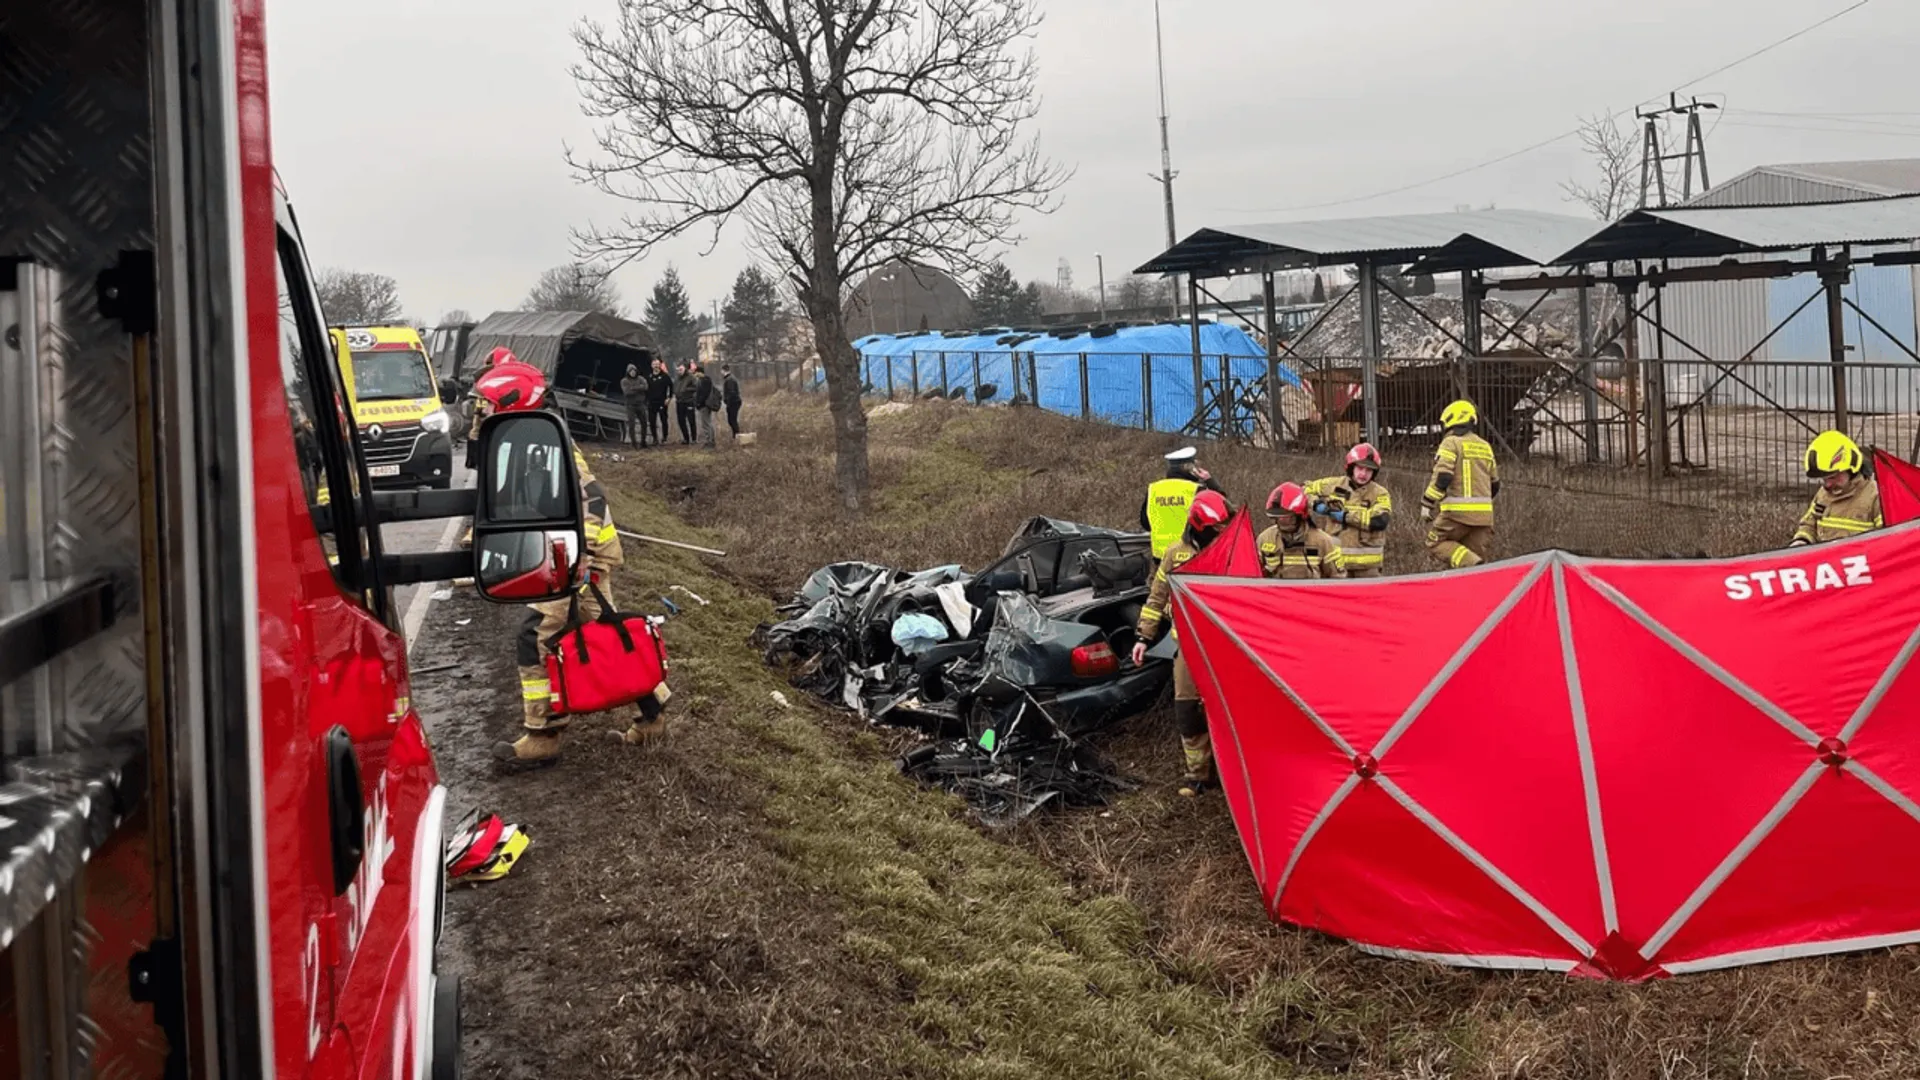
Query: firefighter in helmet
xmin=1260 ymin=483 xmax=1346 ymax=580
xmin=1304 ymin=442 xmax=1391 ymax=577
xmin=1791 ymin=430 xmax=1882 ymax=547
xmin=1139 ymin=446 xmax=1227 ymax=561
xmin=462 ymin=346 xmax=521 ymax=550
xmin=1422 ymin=400 xmax=1500 ymax=569
xmin=1131 ymin=490 xmax=1231 ymax=798
xmin=472 ymin=359 xmax=672 ymax=768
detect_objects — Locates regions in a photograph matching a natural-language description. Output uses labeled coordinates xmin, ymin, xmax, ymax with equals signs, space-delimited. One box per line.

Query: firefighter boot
xmin=609 ymin=684 xmax=673 ymax=746
xmin=1175 ymin=699 xmax=1214 ymax=797
xmin=495 ymin=671 xmax=566 ymax=769
xmin=493 ymin=729 xmax=563 ymax=769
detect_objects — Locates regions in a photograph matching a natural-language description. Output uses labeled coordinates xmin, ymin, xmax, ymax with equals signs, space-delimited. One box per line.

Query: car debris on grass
xmin=755 ymin=517 xmax=1173 ymax=823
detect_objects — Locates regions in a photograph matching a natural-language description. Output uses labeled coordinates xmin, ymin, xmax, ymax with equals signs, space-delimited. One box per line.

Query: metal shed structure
xmin=1404 ymin=194 xmax=1920 ymax=484
xmin=466 ymin=310 xmax=657 ymax=440
xmin=1135 ymin=209 xmax=1599 ymax=442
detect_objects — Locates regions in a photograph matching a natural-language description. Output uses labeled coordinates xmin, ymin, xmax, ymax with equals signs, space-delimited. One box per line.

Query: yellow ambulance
xmin=330 ymin=324 xmax=455 ymax=488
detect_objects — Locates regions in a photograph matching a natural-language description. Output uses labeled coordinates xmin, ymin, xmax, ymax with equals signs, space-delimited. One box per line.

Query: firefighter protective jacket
xmin=1305 ymin=475 xmax=1391 ymax=573
xmin=1425 ymin=431 xmax=1498 ymax=527
xmin=1793 ymin=475 xmax=1882 ymax=545
xmin=1257 ymin=524 xmax=1346 ymax=580
xmin=574 ymin=446 xmax=625 ymax=574
xmin=1136 ymin=538 xmax=1198 ymax=642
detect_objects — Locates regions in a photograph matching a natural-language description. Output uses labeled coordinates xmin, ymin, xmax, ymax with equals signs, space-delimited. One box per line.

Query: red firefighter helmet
xmin=1187 ymin=489 xmax=1230 ymax=532
xmin=1266 ymin=482 xmax=1309 ymax=518
xmin=474 ymin=355 xmax=549 ymax=413
xmin=1345 ymin=442 xmax=1382 ymax=474
xmin=486 ymin=345 xmax=516 ymax=367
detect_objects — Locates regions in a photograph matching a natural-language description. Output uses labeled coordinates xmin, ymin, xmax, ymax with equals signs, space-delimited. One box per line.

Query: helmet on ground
xmin=475 ymin=358 xmax=549 ymax=413
xmin=445 ymin=814 xmax=531 ymax=882
xmin=1186 ymin=489 xmax=1230 ymax=532
xmin=1441 ymin=400 xmax=1478 ymax=429
xmin=1805 ymin=430 xmax=1864 ymax=477
xmin=1345 ymin=442 xmax=1382 ymax=474
xmin=1266 ymin=482 xmax=1309 ymax=519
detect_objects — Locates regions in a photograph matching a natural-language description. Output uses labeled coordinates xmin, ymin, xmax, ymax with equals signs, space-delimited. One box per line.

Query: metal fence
xmin=824 ymin=349 xmax=1919 ymax=507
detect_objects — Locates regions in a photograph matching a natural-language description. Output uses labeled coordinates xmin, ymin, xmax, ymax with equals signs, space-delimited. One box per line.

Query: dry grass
xmin=584 ymin=392 xmax=1919 ymax=1079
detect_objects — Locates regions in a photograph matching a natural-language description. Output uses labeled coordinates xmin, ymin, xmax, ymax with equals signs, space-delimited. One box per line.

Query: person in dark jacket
xmin=619 ymin=361 xmax=651 ymax=446
xmin=674 ymin=362 xmax=699 ymax=444
xmin=721 ymin=364 xmax=743 ymax=439
xmin=646 ymin=359 xmax=674 ymax=446
xmin=694 ymin=363 xmax=718 ymax=449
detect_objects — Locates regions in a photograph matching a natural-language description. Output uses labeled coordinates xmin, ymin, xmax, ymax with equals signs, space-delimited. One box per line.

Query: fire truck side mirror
xmin=472 ymin=410 xmax=586 ymax=604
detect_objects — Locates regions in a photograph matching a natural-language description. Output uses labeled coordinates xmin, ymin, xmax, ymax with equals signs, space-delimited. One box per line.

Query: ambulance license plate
xmin=369 ymin=465 xmax=401 ymax=478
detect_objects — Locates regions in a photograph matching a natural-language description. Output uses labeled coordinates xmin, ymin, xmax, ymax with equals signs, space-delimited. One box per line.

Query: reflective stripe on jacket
xmin=1257 ymin=524 xmax=1346 ymax=580
xmin=1144 ymin=478 xmax=1199 ymax=559
xmin=1794 ymin=476 xmax=1882 ymax=545
xmin=1305 ymin=475 xmax=1391 ymax=561
xmin=1427 ymin=432 xmax=1498 ymax=526
xmin=1135 ymin=539 xmax=1197 ymax=642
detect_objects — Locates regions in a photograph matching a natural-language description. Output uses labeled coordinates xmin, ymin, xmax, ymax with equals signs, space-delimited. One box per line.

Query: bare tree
xmin=1561 ymin=112 xmax=1641 ymax=222
xmin=1114 ymin=274 xmax=1173 ymax=313
xmin=314 ymin=269 xmax=404 ymax=325
xmin=524 ymin=263 xmax=626 ymax=317
xmin=438 ymin=308 xmax=475 ymax=327
xmin=569 ymin=0 xmax=1067 ymax=509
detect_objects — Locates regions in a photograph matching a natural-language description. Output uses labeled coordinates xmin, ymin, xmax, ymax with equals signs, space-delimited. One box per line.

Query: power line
xmin=1219 ymin=0 xmax=1877 ymax=216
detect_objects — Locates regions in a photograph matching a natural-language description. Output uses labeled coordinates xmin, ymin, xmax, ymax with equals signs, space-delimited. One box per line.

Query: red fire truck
xmin=2 ymin=1 xmax=589 ymax=1076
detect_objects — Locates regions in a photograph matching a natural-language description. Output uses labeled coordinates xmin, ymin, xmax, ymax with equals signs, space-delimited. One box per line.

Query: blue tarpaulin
xmin=841 ymin=322 xmax=1299 ymax=433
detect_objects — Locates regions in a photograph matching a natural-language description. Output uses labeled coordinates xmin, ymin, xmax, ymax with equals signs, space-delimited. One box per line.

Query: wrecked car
xmin=755 ymin=518 xmax=1176 ymax=823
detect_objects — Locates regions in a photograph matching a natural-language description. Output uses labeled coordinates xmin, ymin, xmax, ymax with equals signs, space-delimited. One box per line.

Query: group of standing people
xmin=621 ymin=354 xmax=744 ymax=450
xmin=1128 ymin=398 xmax=1501 ymax=798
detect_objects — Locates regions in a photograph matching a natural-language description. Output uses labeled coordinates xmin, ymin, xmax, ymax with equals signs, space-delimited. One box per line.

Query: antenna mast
xmin=1153 ymin=0 xmax=1182 ymax=317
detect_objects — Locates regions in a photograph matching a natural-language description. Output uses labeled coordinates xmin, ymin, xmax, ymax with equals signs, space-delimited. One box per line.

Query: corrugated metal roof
xmin=465 ymin=310 xmax=654 ymax=376
xmin=1557 ymin=193 xmax=1920 ymax=264
xmin=1690 ymin=159 xmax=1920 ymax=207
xmin=1134 ymin=209 xmax=1596 ymax=277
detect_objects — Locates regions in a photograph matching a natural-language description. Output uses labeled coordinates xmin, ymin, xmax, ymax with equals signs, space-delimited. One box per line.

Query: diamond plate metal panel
xmin=3 ymin=3 xmax=162 ymax=1076
xmin=2 ymin=2 xmax=150 ymax=742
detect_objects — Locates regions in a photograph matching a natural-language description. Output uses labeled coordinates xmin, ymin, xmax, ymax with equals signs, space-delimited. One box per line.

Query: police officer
xmin=1139 ymin=446 xmax=1226 ymax=561
xmin=1422 ymin=400 xmax=1500 ymax=569
xmin=1792 ymin=430 xmax=1882 ymax=546
xmin=1305 ymin=442 xmax=1391 ymax=577
xmin=1130 ymin=491 xmax=1231 ymax=798
xmin=471 ymin=361 xmax=673 ymax=769
xmin=1259 ymin=483 xmax=1346 ymax=579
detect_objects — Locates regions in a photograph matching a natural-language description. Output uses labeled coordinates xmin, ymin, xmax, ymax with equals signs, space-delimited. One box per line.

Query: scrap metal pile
xmin=755 ymin=518 xmax=1175 ymax=824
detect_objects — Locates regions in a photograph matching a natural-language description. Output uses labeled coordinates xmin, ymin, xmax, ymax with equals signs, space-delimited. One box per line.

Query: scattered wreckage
xmin=756 ymin=518 xmax=1177 ymax=824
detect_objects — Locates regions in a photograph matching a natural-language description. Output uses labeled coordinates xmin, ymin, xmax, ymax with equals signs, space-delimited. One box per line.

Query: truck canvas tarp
xmin=465 ymin=310 xmax=656 ymax=440
xmin=755 ymin=517 xmax=1173 ymax=824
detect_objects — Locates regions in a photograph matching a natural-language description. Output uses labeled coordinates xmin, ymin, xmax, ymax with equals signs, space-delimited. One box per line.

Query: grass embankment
xmin=591 ymin=394 xmax=1911 ymax=1079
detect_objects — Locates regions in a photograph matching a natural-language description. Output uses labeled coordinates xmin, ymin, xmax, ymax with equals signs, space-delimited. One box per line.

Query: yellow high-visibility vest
xmin=1146 ymin=477 xmax=1199 ymax=558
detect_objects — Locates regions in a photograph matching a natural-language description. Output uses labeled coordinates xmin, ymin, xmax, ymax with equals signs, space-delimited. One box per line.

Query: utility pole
xmin=1151 ymin=0 xmax=1181 ymax=318
xmin=1637 ymin=93 xmax=1717 ymax=208
xmin=1096 ymin=253 xmax=1107 ymax=320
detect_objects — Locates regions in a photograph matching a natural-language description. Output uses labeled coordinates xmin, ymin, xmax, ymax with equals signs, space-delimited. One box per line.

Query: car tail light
xmin=1071 ymin=642 xmax=1119 ymax=678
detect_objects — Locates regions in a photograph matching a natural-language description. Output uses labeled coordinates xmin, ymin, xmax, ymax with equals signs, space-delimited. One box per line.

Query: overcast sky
xmin=266 ymin=0 xmax=1911 ymax=324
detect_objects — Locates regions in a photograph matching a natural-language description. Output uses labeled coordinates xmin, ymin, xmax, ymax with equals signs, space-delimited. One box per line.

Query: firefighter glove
xmin=1789 ymin=537 xmax=1810 ymax=548
xmin=1420 ymin=504 xmax=1434 ymax=522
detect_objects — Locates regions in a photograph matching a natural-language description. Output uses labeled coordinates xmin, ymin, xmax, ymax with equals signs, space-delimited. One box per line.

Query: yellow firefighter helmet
xmin=1804 ymin=430 xmax=1864 ymax=478
xmin=1440 ymin=400 xmax=1478 ymax=429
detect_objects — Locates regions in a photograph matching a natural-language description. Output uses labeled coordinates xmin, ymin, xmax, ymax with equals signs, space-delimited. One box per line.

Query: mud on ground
xmin=414 ymin=587 xmax=918 ymax=1080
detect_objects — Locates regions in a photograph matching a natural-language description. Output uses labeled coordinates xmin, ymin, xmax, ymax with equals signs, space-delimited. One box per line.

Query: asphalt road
xmin=383 ymin=457 xmax=473 ymax=654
